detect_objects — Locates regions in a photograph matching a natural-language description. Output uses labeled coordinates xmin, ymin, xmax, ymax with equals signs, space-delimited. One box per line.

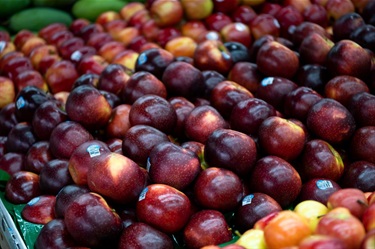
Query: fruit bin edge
xmin=0 ymin=199 xmax=27 ymax=249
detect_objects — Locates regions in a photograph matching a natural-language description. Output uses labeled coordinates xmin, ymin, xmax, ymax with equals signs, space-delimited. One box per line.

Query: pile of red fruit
xmin=0 ymin=0 xmax=375 ymax=248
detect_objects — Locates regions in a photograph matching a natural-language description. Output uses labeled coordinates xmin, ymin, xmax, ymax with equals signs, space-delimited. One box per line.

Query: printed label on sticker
xmin=316 ymin=180 xmax=333 ymax=190
xmin=242 ymin=194 xmax=254 ymax=206
xmin=138 ymin=187 xmax=148 ymax=201
xmin=87 ymin=144 xmax=101 ymax=157
xmin=28 ymin=197 xmax=40 ymax=206
xmin=16 ymin=96 xmax=26 ymax=109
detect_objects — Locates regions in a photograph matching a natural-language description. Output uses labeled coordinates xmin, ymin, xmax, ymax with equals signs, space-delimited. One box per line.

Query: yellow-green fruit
xmin=236 ymin=229 xmax=267 ymax=249
xmin=72 ymin=0 xmax=126 ymax=22
xmin=8 ymin=7 xmax=73 ymax=33
xmin=0 ymin=0 xmax=31 ymax=18
xmin=31 ymin=0 xmax=78 ymax=8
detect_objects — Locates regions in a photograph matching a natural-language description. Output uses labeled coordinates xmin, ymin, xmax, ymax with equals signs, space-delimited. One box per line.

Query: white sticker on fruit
xmin=316 ymin=179 xmax=333 ymax=190
xmin=138 ymin=187 xmax=148 ymax=201
xmin=261 ymin=77 xmax=274 ymax=86
xmin=0 ymin=41 xmax=5 ymax=52
xmin=16 ymin=96 xmax=26 ymax=109
xmin=242 ymin=194 xmax=254 ymax=206
xmin=27 ymin=196 xmax=40 ymax=206
xmin=87 ymin=144 xmax=101 ymax=157
xmin=71 ymin=50 xmax=83 ymax=61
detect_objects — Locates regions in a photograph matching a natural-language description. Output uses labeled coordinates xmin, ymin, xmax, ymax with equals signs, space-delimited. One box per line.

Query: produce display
xmin=0 ymin=0 xmax=374 ymax=248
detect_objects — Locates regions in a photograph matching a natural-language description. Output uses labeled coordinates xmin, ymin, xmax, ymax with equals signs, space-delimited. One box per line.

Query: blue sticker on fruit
xmin=138 ymin=187 xmax=148 ymax=201
xmin=242 ymin=194 xmax=254 ymax=206
xmin=146 ymin=158 xmax=151 ymax=172
xmin=16 ymin=96 xmax=26 ymax=109
xmin=0 ymin=41 xmax=5 ymax=52
xmin=316 ymin=179 xmax=333 ymax=190
xmin=27 ymin=197 xmax=40 ymax=206
xmin=138 ymin=53 xmax=147 ymax=65
xmin=86 ymin=144 xmax=101 ymax=157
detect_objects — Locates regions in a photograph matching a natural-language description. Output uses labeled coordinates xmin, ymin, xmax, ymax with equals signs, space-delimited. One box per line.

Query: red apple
xmin=326 ymin=39 xmax=372 ymax=80
xmin=64 ymin=192 xmax=123 ymax=248
xmin=184 ymin=105 xmax=229 ymax=144
xmin=162 ymin=61 xmax=205 ymax=100
xmin=122 ymin=124 xmax=170 ymax=167
xmin=340 ymin=161 xmax=375 ymax=192
xmin=194 ymin=167 xmax=243 ymax=212
xmin=39 ymin=159 xmax=73 ymax=195
xmin=350 ymin=126 xmax=375 ymax=164
xmin=5 ymin=122 xmax=37 ymax=154
xmin=220 ymin=22 xmax=252 ymax=48
xmin=0 ymin=152 xmax=25 ymax=176
xmin=119 ymin=2 xmax=145 ymax=21
xmin=87 ymin=152 xmax=146 ymax=205
xmin=256 ymin=41 xmax=299 ymax=79
xmin=21 ymin=195 xmax=56 ymax=225
xmin=136 ymin=183 xmax=192 ymax=234
xmin=149 ymin=0 xmax=183 ymax=27
xmin=118 ymin=222 xmax=174 ymax=249
xmin=45 ymin=60 xmax=79 ymax=94
xmin=298 ymin=235 xmax=347 ymax=249
xmin=35 ymin=218 xmax=83 ymax=249
xmin=65 ymin=85 xmax=112 ymax=130
xmin=112 ymin=49 xmax=139 ymax=71
xmin=298 ymin=178 xmax=341 ymax=204
xmin=13 ymin=70 xmax=48 ymax=93
xmin=193 ymin=39 xmax=234 ymax=76
xmin=327 ymin=188 xmax=368 ymax=219
xmin=68 ymin=140 xmax=111 ymax=186
xmin=105 ymin=104 xmax=132 ymax=139
xmin=54 ymin=184 xmax=90 ymax=218
xmin=325 ymin=0 xmax=355 ymax=21
xmin=348 ymin=92 xmax=375 ymax=127
xmin=316 ymin=207 xmax=366 ymax=249
xmin=299 ymin=138 xmax=344 ymax=181
xmin=325 ymin=75 xmax=369 ymax=107
xmin=306 ymin=98 xmax=356 ymax=145
xmin=25 ymin=140 xmax=53 ymax=174
xmin=49 ymin=121 xmax=93 ymax=159
xmin=204 ymin=128 xmax=257 ymax=176
xmin=183 ymin=209 xmax=232 ymax=249
xmin=250 ymin=14 xmax=280 ymax=40
xmin=181 ymin=20 xmax=208 ymax=42
xmin=0 ymin=103 xmax=17 ymax=136
xmin=5 ymin=170 xmax=41 ymax=204
xmin=299 ymin=32 xmax=334 ymax=65
xmin=258 ymin=116 xmax=306 ymax=161
xmin=256 ymin=76 xmax=298 ymax=111
xmin=148 ymin=141 xmax=201 ymax=191
xmin=248 ymin=156 xmax=302 ymax=208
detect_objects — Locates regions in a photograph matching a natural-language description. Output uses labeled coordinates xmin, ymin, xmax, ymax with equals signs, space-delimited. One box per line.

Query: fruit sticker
xmin=16 ymin=96 xmax=26 ymax=109
xmin=242 ymin=194 xmax=254 ymax=206
xmin=316 ymin=180 xmax=334 ymax=190
xmin=86 ymin=144 xmax=101 ymax=158
xmin=0 ymin=41 xmax=5 ymax=52
xmin=138 ymin=187 xmax=148 ymax=201
xmin=27 ymin=196 xmax=40 ymax=206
